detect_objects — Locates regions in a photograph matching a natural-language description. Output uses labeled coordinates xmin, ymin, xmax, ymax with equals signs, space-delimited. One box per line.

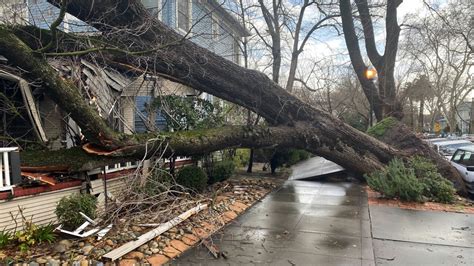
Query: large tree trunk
xmin=341 ymin=0 xmax=403 ymax=120
xmin=0 ymin=1 xmax=466 ymax=193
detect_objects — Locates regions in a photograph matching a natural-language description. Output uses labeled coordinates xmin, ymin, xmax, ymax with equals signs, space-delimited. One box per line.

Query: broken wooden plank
xmin=21 ymin=165 xmax=70 ymax=173
xmin=103 ymin=204 xmax=207 ymax=261
xmin=21 ymin=172 xmax=57 ymax=186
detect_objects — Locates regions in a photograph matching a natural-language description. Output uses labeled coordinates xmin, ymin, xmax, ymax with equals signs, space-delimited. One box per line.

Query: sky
xmin=223 ymin=0 xmax=453 ymax=90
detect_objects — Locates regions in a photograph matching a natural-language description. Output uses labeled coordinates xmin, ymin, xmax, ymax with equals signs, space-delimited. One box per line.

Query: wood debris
xmin=21 ymin=172 xmax=57 ymax=186
xmin=103 ymin=204 xmax=207 ymax=261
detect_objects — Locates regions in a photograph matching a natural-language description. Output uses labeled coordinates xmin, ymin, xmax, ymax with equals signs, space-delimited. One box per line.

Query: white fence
xmin=0 ymin=147 xmax=19 ymax=192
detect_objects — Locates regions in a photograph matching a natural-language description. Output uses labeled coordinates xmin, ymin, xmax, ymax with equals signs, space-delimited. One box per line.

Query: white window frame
xmin=176 ymin=0 xmax=192 ymax=34
xmin=142 ymin=0 xmax=162 ymax=20
xmin=212 ymin=15 xmax=221 ymax=40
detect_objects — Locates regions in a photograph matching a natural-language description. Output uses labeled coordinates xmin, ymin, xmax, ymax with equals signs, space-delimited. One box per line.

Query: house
xmin=0 ymin=0 xmax=248 ymax=230
xmin=456 ymin=100 xmax=474 ymax=134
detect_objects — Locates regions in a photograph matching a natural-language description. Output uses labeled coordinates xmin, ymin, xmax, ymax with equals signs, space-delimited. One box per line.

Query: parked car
xmin=424 ymin=138 xmax=447 ymax=145
xmin=433 ymin=140 xmax=474 ymax=159
xmin=461 ymin=134 xmax=474 ymax=142
xmin=450 ymin=146 xmax=474 ymax=196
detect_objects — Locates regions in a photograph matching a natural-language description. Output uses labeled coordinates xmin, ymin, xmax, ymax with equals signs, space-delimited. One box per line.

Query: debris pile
xmin=0 ymin=175 xmax=281 ymax=265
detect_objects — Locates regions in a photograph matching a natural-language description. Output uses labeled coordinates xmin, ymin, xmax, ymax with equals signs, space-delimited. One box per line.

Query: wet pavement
xmin=173 ymin=157 xmax=474 ymax=265
xmin=370 ymin=205 xmax=474 ymax=265
xmin=174 ymin=158 xmax=372 ymax=265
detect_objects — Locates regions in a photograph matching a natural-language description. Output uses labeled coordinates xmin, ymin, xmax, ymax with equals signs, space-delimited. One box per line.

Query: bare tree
xmin=284 ymin=0 xmax=339 ymax=92
xmin=340 ymin=0 xmax=403 ymax=121
xmin=251 ymin=0 xmax=338 ymax=89
xmin=422 ymin=0 xmax=473 ymax=54
xmin=404 ymin=10 xmax=473 ymax=133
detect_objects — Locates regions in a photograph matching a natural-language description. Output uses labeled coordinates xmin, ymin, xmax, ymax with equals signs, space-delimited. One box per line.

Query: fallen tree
xmin=0 ymin=0 xmax=466 ymax=193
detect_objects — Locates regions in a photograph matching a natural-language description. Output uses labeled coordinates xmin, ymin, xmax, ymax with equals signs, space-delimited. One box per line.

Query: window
xmin=461 ymin=151 xmax=474 ymax=166
xmin=177 ymin=0 xmax=190 ymax=31
xmin=452 ymin=150 xmax=465 ymax=163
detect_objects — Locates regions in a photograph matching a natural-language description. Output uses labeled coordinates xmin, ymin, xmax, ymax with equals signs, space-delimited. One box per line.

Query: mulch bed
xmin=366 ymin=186 xmax=474 ymax=214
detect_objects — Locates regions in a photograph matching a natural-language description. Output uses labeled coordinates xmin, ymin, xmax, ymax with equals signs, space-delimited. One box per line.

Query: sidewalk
xmin=370 ymin=205 xmax=474 ymax=265
xmin=174 ymin=177 xmax=374 ymax=265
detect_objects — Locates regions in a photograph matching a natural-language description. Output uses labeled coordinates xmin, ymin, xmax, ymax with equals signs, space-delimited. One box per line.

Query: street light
xmin=365 ymin=67 xmax=377 ymax=127
xmin=365 ymin=67 xmax=377 ymax=80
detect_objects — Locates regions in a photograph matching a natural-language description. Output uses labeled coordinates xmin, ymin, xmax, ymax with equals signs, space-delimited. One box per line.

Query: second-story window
xmin=212 ymin=18 xmax=220 ymax=39
xmin=177 ymin=0 xmax=190 ymax=32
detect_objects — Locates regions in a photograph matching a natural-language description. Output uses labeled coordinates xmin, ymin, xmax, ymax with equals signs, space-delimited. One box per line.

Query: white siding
xmin=0 ymin=186 xmax=80 ymax=231
xmin=90 ymin=176 xmax=128 ymax=196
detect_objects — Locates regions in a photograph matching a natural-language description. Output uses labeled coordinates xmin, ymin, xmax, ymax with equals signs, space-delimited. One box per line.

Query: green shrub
xmin=0 ymin=208 xmax=55 ymax=252
xmin=287 ymin=149 xmax=301 ymax=166
xmin=15 ymin=222 xmax=55 ymax=252
xmin=287 ymin=149 xmax=311 ymax=166
xmin=367 ymin=157 xmax=456 ymax=203
xmin=208 ymin=160 xmax=235 ymax=184
xmin=408 ymin=156 xmax=456 ymax=203
xmin=55 ymin=193 xmax=97 ymax=230
xmin=233 ymin=149 xmax=250 ymax=167
xmin=298 ymin=150 xmax=311 ymax=161
xmin=366 ymin=117 xmax=398 ymax=138
xmin=0 ymin=230 xmax=11 ymax=248
xmin=33 ymin=223 xmax=55 ymax=244
xmin=176 ymin=166 xmax=208 ymax=192
xmin=366 ymin=158 xmax=424 ymax=202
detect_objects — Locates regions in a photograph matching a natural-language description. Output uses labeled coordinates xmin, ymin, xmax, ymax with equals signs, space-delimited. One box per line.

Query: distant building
xmin=456 ymin=100 xmax=474 ymax=134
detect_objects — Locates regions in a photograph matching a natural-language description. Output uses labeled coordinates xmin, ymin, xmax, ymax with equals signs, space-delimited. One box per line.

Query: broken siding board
xmin=0 ymin=70 xmax=48 ymax=143
xmin=84 ymin=77 xmax=114 ymax=115
xmin=98 ymin=68 xmax=124 ymax=92
xmin=18 ymin=79 xmax=48 ymax=142
xmin=81 ymin=60 xmax=126 ymax=93
xmin=104 ymin=70 xmax=130 ymax=88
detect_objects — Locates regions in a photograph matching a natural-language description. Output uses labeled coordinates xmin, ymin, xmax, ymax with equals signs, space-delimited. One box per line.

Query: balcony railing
xmin=0 ymin=147 xmax=21 ymax=193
